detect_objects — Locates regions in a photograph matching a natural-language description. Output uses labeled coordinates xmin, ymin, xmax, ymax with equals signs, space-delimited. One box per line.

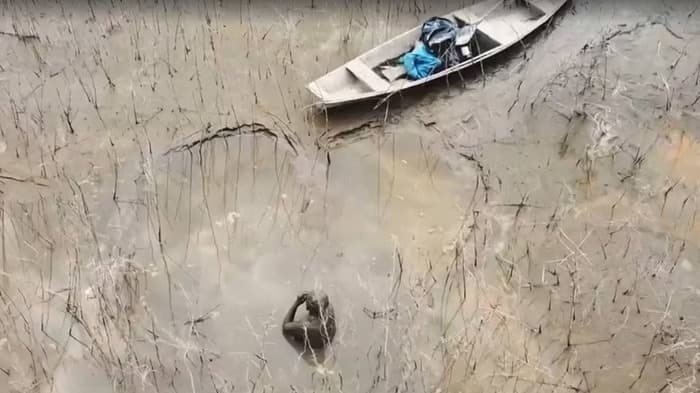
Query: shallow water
xmin=0 ymin=1 xmax=699 ymax=392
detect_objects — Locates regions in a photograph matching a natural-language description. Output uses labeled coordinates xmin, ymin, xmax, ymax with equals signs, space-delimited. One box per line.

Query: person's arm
xmin=282 ymin=293 xmax=309 ymax=339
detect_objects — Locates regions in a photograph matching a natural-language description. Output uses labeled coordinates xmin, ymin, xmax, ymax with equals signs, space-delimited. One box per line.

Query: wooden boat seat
xmin=346 ymin=59 xmax=391 ymax=92
xmin=474 ymin=21 xmax=517 ymax=44
xmin=475 ymin=4 xmax=542 ymax=46
xmin=524 ymin=0 xmax=557 ymax=14
xmin=452 ymin=10 xmax=479 ymax=24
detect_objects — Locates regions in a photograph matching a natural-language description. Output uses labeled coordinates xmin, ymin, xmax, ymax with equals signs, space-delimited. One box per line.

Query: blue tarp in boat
xmin=401 ymin=42 xmax=442 ymax=80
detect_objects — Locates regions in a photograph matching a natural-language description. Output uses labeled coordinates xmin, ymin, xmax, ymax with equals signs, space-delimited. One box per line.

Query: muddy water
xmin=1 ymin=1 xmax=699 ymax=393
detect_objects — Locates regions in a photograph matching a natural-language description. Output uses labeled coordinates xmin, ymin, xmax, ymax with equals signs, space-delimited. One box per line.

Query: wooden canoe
xmin=307 ymin=0 xmax=567 ymax=108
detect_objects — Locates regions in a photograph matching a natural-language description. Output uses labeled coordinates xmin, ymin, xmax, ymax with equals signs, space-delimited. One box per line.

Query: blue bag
xmin=402 ymin=42 xmax=442 ymax=80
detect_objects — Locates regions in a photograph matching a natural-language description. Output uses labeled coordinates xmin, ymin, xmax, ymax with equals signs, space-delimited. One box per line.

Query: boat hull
xmin=307 ymin=0 xmax=568 ymax=108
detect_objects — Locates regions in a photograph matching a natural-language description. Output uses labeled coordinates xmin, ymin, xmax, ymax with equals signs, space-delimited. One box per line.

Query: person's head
xmin=305 ymin=291 xmax=330 ymax=317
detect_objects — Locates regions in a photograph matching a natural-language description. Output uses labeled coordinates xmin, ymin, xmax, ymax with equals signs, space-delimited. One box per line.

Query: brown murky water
xmin=1 ymin=1 xmax=699 ymax=392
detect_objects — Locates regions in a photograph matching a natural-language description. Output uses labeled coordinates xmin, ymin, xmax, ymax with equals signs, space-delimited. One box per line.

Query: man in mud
xmin=282 ymin=291 xmax=336 ymax=350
